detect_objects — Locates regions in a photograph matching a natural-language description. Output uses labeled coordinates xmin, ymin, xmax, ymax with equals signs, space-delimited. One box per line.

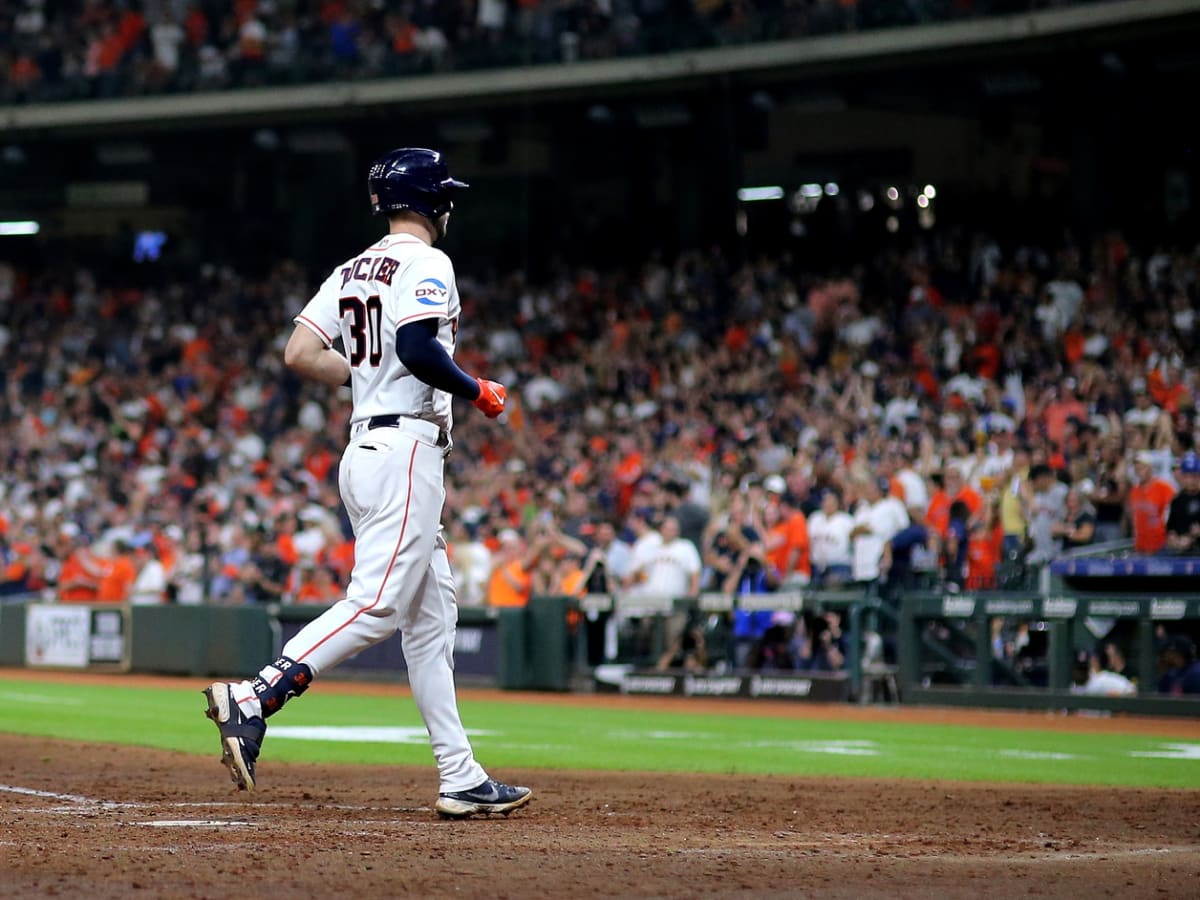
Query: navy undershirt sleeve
xmin=394 ymin=319 xmax=480 ymax=400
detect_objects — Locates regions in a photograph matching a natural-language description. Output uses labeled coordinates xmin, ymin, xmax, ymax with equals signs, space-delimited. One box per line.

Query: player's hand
xmin=473 ymin=378 xmax=506 ymax=418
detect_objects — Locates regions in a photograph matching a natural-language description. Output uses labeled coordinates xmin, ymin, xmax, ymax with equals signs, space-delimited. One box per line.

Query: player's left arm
xmin=394 ymin=318 xmax=481 ymax=399
xmin=394 ymin=318 xmax=505 ymax=418
xmin=284 ymin=324 xmax=352 ymax=388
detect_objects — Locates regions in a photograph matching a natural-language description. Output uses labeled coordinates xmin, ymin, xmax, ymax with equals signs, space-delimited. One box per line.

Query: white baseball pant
xmin=232 ymin=417 xmax=487 ymax=793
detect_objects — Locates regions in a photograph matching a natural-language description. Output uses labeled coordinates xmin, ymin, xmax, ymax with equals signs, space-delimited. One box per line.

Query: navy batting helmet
xmin=367 ymin=148 xmax=468 ymax=219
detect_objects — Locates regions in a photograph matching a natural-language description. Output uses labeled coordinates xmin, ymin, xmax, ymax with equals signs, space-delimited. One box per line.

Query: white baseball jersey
xmin=295 ymin=233 xmax=461 ymax=432
xmin=808 ymin=510 xmax=854 ymax=570
xmin=851 ymin=497 xmax=910 ymax=582
xmin=631 ymin=537 xmax=701 ymax=598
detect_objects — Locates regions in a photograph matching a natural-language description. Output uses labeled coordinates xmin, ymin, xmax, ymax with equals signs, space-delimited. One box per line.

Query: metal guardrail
xmin=567 ymin=583 xmax=1200 ymax=712
xmin=573 ymin=588 xmax=896 ymax=698
xmin=896 ymin=589 xmax=1200 ymax=716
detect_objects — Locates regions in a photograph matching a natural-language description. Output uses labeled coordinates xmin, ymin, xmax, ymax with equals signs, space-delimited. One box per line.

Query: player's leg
xmin=262 ymin=433 xmax=443 ymax=698
xmin=401 ymin=534 xmax=487 ymax=792
xmin=403 ymin=535 xmax=531 ymax=817
xmin=282 ymin=433 xmax=443 ymax=672
xmin=203 ymin=432 xmax=441 ymax=788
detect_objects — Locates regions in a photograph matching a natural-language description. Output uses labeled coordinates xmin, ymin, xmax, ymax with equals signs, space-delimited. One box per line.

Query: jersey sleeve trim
xmin=295 ymin=314 xmax=335 ymax=346
xmin=396 ymin=309 xmax=445 ymax=328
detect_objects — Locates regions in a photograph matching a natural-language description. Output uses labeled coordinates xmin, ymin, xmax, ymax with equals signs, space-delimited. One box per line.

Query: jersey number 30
xmin=339 ymin=295 xmax=382 ymax=367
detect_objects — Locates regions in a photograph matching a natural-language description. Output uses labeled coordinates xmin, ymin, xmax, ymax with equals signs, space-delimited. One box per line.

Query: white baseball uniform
xmin=228 ymin=232 xmax=487 ymax=793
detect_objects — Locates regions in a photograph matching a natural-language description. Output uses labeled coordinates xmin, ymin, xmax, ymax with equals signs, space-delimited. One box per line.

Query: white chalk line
xmin=0 ymin=692 xmax=86 ymax=706
xmin=0 ymin=784 xmax=95 ymax=803
xmin=130 ymin=820 xmax=254 ymax=828
xmin=0 ymin=783 xmax=432 ymax=815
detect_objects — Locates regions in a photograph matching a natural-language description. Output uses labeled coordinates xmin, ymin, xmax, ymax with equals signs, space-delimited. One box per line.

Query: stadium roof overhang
xmin=3 ymin=0 xmax=1200 ymax=138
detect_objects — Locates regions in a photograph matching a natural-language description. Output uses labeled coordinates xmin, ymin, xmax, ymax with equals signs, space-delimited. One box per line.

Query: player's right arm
xmin=285 ymin=325 xmax=351 ymax=388
xmin=287 ymin=269 xmax=352 ymax=388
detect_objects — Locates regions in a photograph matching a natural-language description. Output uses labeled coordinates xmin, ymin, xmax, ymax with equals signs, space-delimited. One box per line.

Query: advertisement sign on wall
xmin=24 ymin=605 xmax=128 ymax=668
xmin=25 ymin=605 xmax=91 ymax=667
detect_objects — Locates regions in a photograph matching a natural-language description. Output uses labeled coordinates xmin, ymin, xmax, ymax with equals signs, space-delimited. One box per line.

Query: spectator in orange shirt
xmin=295 ymin=564 xmax=340 ymax=605
xmin=926 ymin=472 xmax=951 ymax=538
xmin=9 ymin=54 xmax=41 ymax=96
xmin=96 ymin=540 xmax=138 ymax=602
xmin=763 ymin=476 xmax=810 ymax=587
xmin=944 ymin=467 xmax=983 ymax=521
xmin=613 ymin=435 xmax=645 ymax=518
xmin=1128 ymin=451 xmax=1176 ymax=554
xmin=326 ymin=536 xmax=356 ymax=584
xmin=274 ymin=514 xmax=301 ymax=565
xmin=1042 ymin=379 xmax=1088 ymax=450
xmin=56 ymin=528 xmax=105 ymax=603
xmin=549 ymin=549 xmax=601 ymax=637
xmin=965 ymin=519 xmax=999 ymax=589
xmin=487 ymin=529 xmax=535 ymax=608
xmin=554 ymin=545 xmax=605 ymax=599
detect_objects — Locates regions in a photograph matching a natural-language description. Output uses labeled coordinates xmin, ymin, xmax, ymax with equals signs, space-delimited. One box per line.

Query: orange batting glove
xmin=473 ymin=378 xmax=507 ymax=418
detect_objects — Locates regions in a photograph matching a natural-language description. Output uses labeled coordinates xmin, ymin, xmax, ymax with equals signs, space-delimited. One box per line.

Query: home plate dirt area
xmin=0 ymin=734 xmax=1196 ymax=899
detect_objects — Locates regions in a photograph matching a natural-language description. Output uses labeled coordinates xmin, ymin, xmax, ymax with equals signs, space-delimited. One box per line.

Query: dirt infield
xmin=0 ymin=672 xmax=1198 ymax=899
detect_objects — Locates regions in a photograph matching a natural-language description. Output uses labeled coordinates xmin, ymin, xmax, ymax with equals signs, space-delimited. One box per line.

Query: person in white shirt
xmin=628 ymin=515 xmax=700 ymax=599
xmin=150 ymin=15 xmax=186 ymax=76
xmin=1070 ymin=653 xmax=1136 ymax=697
xmin=129 ymin=537 xmax=167 ymax=605
xmin=807 ymin=488 xmax=854 ymax=586
xmin=850 ymin=477 xmax=910 ymax=584
xmin=893 ymin=467 xmax=928 ymax=516
xmin=624 ymin=508 xmax=663 ymax=596
xmin=451 ymin=520 xmax=492 ymax=608
xmin=1124 ymin=378 xmax=1162 ymax=430
xmin=173 ymin=531 xmax=207 ymax=606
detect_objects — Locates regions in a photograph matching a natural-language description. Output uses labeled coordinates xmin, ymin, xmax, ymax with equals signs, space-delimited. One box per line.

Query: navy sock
xmin=252 ymin=656 xmax=313 ymax=718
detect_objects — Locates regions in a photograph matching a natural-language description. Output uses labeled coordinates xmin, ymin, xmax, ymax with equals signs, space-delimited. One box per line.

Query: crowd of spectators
xmin=1 ymin=219 xmax=1199 ymax=689
xmin=1 ymin=0 xmax=1110 ymax=104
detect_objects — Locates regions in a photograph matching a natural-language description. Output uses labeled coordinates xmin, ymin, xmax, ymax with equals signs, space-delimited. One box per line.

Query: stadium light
xmin=917 ymin=195 xmax=930 ymax=209
xmin=923 ymin=184 xmax=937 ymax=199
xmin=799 ymin=183 xmax=823 ymax=199
xmin=0 ymin=220 xmax=39 ymax=236
xmin=824 ymin=183 xmax=840 ymax=196
xmin=737 ymin=186 xmax=785 ymax=202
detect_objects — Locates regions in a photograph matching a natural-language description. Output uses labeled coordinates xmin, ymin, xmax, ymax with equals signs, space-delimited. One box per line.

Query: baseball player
xmin=201 ymin=147 xmax=531 ymax=819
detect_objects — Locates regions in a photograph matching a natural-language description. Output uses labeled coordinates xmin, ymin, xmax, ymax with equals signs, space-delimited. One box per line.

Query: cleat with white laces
xmin=202 ymin=682 xmax=267 ymax=791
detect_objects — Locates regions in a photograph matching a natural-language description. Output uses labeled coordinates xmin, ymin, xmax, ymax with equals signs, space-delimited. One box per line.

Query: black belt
xmin=367 ymin=414 xmax=449 ymax=447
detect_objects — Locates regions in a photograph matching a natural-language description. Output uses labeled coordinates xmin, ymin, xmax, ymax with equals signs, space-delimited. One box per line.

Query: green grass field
xmin=1 ymin=678 xmax=1197 ymax=788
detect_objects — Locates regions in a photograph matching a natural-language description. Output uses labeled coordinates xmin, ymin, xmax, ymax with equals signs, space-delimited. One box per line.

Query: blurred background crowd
xmin=3 ymin=0 xmax=1200 ymax=696
xmin=2 ymin=0 xmax=1110 ymax=104
xmin=1 ymin=226 xmax=1198 ymax=669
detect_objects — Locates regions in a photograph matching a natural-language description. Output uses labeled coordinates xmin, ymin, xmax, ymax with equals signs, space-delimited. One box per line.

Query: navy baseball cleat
xmin=435 ymin=779 xmax=532 ymax=819
xmin=202 ymin=682 xmax=267 ymax=791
